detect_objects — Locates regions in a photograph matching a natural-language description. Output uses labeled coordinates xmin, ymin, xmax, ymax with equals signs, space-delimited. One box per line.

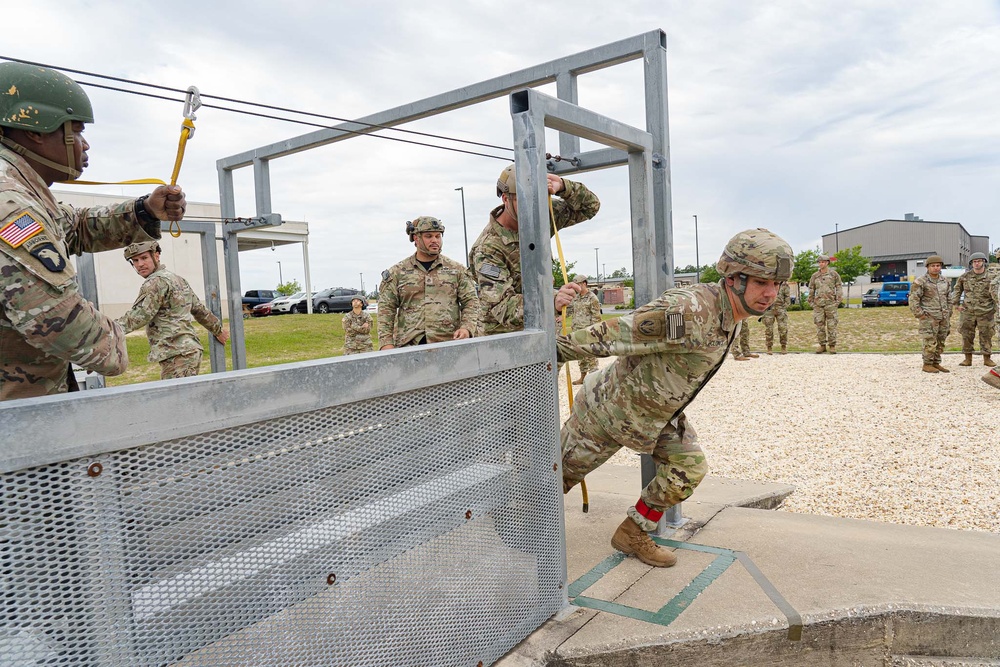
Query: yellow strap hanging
xmin=68 ymin=86 xmax=200 ymax=239
xmin=550 ymin=193 xmax=589 ymax=513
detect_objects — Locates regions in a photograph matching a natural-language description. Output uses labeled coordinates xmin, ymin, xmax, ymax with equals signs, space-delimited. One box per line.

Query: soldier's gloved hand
xmin=146 ymin=185 xmax=187 ymax=222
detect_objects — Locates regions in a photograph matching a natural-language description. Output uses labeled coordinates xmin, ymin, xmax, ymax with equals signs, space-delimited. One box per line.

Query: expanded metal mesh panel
xmin=1 ymin=363 xmax=564 ymax=666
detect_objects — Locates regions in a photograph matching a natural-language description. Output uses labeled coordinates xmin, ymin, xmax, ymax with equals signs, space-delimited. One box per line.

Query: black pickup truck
xmin=241 ymin=290 xmax=279 ymax=316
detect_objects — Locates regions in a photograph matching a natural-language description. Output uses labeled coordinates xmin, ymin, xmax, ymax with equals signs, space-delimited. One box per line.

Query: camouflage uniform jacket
xmin=377 ymin=253 xmax=479 ymax=347
xmin=469 ymin=179 xmax=600 ymax=335
xmin=570 ymin=291 xmax=602 ymax=331
xmin=117 ymin=265 xmax=222 ymax=363
xmin=556 ymin=281 xmax=737 ymax=453
xmin=768 ymin=282 xmax=791 ymax=312
xmin=950 ymin=269 xmax=997 ymax=315
xmin=909 ymin=273 xmax=952 ymax=320
xmin=807 ymin=268 xmax=842 ymax=307
xmin=0 ymin=147 xmax=143 ymax=400
xmin=342 ymin=310 xmax=373 ymax=351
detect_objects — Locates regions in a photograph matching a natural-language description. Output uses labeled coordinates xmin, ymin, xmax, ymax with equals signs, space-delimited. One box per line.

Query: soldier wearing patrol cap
xmin=469 ymin=163 xmax=600 ymax=336
xmin=377 ymin=216 xmax=479 ymax=349
xmin=807 ymin=255 xmax=843 ymax=353
xmin=910 ymin=255 xmax=952 ymax=373
xmin=558 ymin=228 xmax=793 ymax=568
xmin=0 ymin=62 xmax=187 ymax=400
xmin=117 ymin=241 xmax=229 ymax=379
xmin=952 ymin=252 xmax=996 ymax=367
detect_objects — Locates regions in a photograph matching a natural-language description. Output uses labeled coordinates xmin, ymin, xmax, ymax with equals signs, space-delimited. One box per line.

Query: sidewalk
xmin=498 ymin=465 xmax=1000 ymax=666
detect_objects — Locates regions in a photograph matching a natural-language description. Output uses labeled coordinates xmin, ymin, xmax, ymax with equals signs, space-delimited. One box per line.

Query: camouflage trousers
xmin=918 ymin=316 xmax=950 ymax=364
xmin=958 ymin=311 xmax=995 ymax=355
xmin=577 ymin=356 xmax=598 ymax=375
xmin=561 ymin=411 xmax=708 ymax=532
xmin=159 ymin=350 xmax=202 ymax=379
xmin=761 ymin=309 xmax=788 ymax=347
xmin=812 ymin=303 xmax=838 ymax=346
xmin=731 ymin=322 xmax=751 ymax=357
xmin=344 ymin=340 xmax=374 ymax=355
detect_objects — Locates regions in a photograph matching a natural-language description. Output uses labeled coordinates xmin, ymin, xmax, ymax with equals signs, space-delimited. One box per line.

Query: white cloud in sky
xmin=4 ymin=0 xmax=999 ymax=292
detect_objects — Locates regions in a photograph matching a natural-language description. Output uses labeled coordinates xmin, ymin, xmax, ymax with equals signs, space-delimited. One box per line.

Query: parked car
xmin=312 ymin=287 xmax=367 ymax=313
xmin=862 ymin=287 xmax=880 ymax=308
xmin=289 ymin=291 xmax=319 ymax=314
xmin=878 ymin=281 xmax=910 ymax=306
xmin=242 ymin=289 xmax=279 ymax=317
xmin=252 ymin=301 xmax=273 ymax=317
xmin=271 ymin=291 xmax=313 ymax=314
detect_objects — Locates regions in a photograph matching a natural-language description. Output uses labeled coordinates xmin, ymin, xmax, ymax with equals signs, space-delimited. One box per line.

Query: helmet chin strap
xmin=415 ymin=235 xmax=440 ymax=257
xmin=0 ymin=121 xmax=82 ymax=180
xmin=731 ymin=273 xmax=768 ymax=316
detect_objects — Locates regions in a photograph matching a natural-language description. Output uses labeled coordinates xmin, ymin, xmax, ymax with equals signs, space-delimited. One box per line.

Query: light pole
xmin=594 ymin=248 xmax=600 ymax=282
xmin=360 ymin=272 xmax=364 ymax=295
xmin=455 ymin=186 xmax=469 ymax=267
xmin=603 ymin=263 xmax=606 ymax=281
xmin=835 ymin=223 xmax=839 ymax=254
xmin=693 ymin=214 xmax=700 ymax=283
xmin=277 ymin=261 xmax=282 ymax=285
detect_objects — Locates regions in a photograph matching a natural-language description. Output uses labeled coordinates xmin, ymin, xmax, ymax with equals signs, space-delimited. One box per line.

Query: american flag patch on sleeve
xmin=666 ymin=312 xmax=686 ymax=339
xmin=0 ymin=211 xmax=44 ymax=248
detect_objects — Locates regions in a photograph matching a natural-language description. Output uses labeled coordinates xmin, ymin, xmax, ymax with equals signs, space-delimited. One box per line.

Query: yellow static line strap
xmin=550 ymin=193 xmax=589 ymax=513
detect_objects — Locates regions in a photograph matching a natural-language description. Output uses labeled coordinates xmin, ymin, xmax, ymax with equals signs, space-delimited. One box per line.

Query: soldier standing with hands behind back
xmin=910 ymin=255 xmax=952 ymax=374
xmin=342 ymin=297 xmax=374 ymax=355
xmin=569 ymin=275 xmax=602 ymax=384
xmin=762 ymin=281 xmax=791 ymax=354
xmin=0 ymin=63 xmax=186 ymax=400
xmin=808 ymin=255 xmax=842 ymax=354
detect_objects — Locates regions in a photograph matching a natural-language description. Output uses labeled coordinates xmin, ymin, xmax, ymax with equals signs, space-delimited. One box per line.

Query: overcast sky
xmin=5 ymin=1 xmax=999 ymax=294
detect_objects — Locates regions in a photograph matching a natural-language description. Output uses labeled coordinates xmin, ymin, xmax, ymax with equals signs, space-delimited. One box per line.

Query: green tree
xmin=276 ymin=279 xmax=302 ymax=296
xmin=792 ymin=248 xmax=820 ymax=286
xmin=610 ymin=266 xmax=632 ymax=278
xmin=698 ymin=264 xmax=721 ymax=283
xmin=675 ymin=264 xmax=699 ymax=274
xmin=552 ymin=258 xmax=578 ymax=288
xmin=832 ymin=245 xmax=878 ymax=308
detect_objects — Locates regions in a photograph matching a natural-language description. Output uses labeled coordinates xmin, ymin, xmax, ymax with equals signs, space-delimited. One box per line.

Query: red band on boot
xmin=635 ymin=499 xmax=664 ymax=522
xmin=992 ymin=369 xmax=1000 ymax=378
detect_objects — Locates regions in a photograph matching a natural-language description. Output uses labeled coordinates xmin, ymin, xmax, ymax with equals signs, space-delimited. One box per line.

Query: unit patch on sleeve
xmin=0 ymin=211 xmax=44 ymax=248
xmin=478 ymin=262 xmax=502 ymax=280
xmin=28 ymin=242 xmax=66 ymax=272
xmin=632 ymin=311 xmax=665 ymax=341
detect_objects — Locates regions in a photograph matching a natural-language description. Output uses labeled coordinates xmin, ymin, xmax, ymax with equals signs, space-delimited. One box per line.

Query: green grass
xmin=107 ymin=306 xmax=974 ymax=387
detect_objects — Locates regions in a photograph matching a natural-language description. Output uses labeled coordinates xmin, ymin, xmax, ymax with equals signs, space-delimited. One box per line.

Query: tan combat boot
xmin=828 ymin=345 xmax=836 ymax=355
xmin=934 ymin=362 xmax=950 ymax=373
xmin=733 ymin=355 xmax=749 ymax=361
xmin=746 ymin=352 xmax=760 ymax=358
xmin=922 ymin=364 xmax=939 ymax=373
xmin=959 ymin=354 xmax=973 ymax=366
xmin=984 ymin=355 xmax=996 ymax=367
xmin=816 ymin=345 xmax=827 ymax=354
xmin=610 ymin=518 xmax=677 ymax=568
xmin=780 ymin=345 xmax=787 ymax=354
xmin=983 ymin=368 xmax=1000 ymax=389
xmin=572 ymin=372 xmax=587 ymax=385
xmin=766 ymin=346 xmax=773 ymax=355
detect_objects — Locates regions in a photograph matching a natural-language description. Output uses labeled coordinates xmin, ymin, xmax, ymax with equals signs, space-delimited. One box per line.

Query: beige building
xmin=54 ymin=190 xmax=309 ymax=318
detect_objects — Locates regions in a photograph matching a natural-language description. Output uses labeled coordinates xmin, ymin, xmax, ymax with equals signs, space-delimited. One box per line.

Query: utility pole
xmin=455 ymin=187 xmax=469 ymax=267
xmin=594 ymin=248 xmax=600 ymax=281
xmin=693 ymin=214 xmax=700 ymax=283
xmin=277 ymin=261 xmax=282 ymax=285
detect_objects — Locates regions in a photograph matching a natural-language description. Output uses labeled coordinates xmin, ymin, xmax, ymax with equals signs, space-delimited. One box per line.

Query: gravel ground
xmin=557 ymin=353 xmax=1000 ymax=533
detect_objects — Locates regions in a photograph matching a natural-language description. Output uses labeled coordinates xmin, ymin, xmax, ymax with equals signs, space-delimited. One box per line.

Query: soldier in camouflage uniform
xmin=0 ymin=63 xmax=186 ymax=400
xmin=761 ymin=281 xmax=791 ymax=354
xmin=952 ymin=252 xmax=996 ymax=367
xmin=910 ymin=255 xmax=952 ymax=373
xmin=807 ymin=255 xmax=843 ymax=353
xmin=469 ymin=164 xmax=600 ymax=336
xmin=730 ymin=319 xmax=758 ymax=361
xmin=558 ymin=228 xmax=793 ymax=568
xmin=342 ymin=297 xmax=374 ymax=355
xmin=118 ymin=241 xmax=229 ymax=379
xmin=569 ymin=275 xmax=602 ymax=384
xmin=378 ymin=216 xmax=479 ymax=348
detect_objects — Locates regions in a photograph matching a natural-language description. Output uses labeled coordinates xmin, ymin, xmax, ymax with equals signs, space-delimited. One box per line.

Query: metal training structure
xmin=0 ymin=30 xmax=674 ymax=666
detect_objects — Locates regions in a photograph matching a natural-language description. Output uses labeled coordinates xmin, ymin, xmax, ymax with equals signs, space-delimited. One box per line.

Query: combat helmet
xmin=496 ymin=164 xmax=516 ymax=197
xmin=123 ymin=240 xmax=161 ymax=261
xmin=925 ymin=255 xmax=944 ymax=267
xmin=0 ymin=62 xmax=94 ymax=180
xmin=406 ymin=216 xmax=445 ymax=241
xmin=969 ymin=252 xmax=988 ymax=267
xmin=574 ymin=274 xmax=589 ymax=283
xmin=716 ymin=228 xmax=793 ymax=282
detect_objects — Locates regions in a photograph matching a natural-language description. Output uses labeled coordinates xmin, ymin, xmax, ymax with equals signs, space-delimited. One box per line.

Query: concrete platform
xmin=498 ymin=465 xmax=1000 ymax=666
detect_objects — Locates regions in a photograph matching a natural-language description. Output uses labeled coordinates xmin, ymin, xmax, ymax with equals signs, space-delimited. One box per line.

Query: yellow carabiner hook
xmin=167 ymin=86 xmax=201 ymax=238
